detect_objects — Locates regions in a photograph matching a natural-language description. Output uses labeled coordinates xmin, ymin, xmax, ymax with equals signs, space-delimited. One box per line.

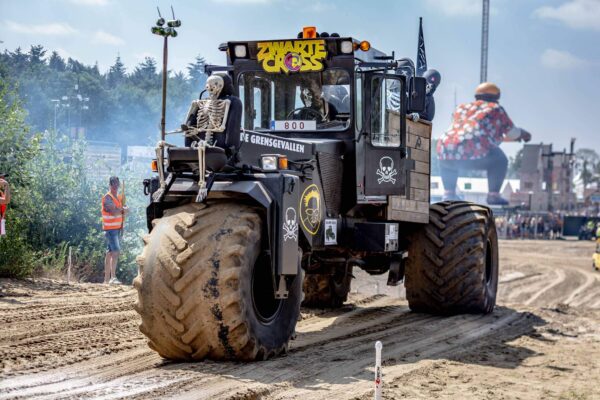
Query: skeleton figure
xmin=184 ymin=75 xmax=232 ymax=203
xmin=282 ymin=207 xmax=298 ymax=241
xmin=377 ymin=156 xmax=398 ymax=184
xmin=184 ymin=75 xmax=231 ymax=144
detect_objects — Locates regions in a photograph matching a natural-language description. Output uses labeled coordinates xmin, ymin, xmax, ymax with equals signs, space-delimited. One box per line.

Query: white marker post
xmin=375 ymin=341 xmax=382 ymax=400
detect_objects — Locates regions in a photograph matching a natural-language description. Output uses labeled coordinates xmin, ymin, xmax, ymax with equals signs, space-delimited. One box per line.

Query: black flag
xmin=416 ymin=17 xmax=427 ymax=77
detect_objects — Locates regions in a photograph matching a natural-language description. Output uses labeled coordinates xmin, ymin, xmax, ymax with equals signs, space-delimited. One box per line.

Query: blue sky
xmin=1 ymin=0 xmax=599 ymax=156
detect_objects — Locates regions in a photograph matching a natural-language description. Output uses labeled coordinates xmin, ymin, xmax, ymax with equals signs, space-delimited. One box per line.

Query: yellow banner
xmin=257 ymin=40 xmax=327 ymax=73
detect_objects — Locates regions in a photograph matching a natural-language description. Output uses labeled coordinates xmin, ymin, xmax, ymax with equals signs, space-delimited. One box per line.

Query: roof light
xmin=234 ymin=44 xmax=247 ymax=58
xmin=360 ymin=40 xmax=371 ymax=51
xmin=340 ymin=40 xmax=353 ymax=54
xmin=303 ymin=26 xmax=317 ymax=39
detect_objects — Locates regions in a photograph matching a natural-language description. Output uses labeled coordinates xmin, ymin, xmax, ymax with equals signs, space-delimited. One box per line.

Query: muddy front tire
xmin=405 ymin=201 xmax=499 ymax=315
xmin=134 ymin=202 xmax=302 ymax=361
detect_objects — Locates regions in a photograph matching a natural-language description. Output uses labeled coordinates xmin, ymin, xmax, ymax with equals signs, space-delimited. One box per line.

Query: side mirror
xmin=408 ymin=76 xmax=426 ymax=113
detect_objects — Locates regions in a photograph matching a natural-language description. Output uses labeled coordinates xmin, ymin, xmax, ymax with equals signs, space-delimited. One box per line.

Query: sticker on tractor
xmin=376 ymin=156 xmax=398 ymax=184
xmin=257 ymin=40 xmax=327 ymax=74
xmin=324 ymin=219 xmax=337 ymax=245
xmin=300 ymin=184 xmax=322 ymax=235
xmin=282 ymin=207 xmax=298 ymax=242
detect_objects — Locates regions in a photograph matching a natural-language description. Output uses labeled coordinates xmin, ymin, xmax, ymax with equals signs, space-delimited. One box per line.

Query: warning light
xmin=354 ymin=40 xmax=371 ymax=51
xmin=303 ymin=26 xmax=317 ymax=39
xmin=278 ymin=156 xmax=288 ymax=170
xmin=151 ymin=159 xmax=158 ymax=172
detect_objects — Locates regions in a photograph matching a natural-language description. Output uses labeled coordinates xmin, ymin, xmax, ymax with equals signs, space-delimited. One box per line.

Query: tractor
xmin=134 ymin=26 xmax=499 ymax=361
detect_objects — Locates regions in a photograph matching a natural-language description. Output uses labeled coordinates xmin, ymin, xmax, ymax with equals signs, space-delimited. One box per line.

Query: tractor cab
xmin=212 ymin=28 xmax=426 ymax=208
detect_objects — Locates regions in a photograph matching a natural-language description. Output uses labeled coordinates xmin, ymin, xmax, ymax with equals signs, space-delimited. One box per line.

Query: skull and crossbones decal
xmin=377 ymin=156 xmax=398 ymax=184
xmin=282 ymin=207 xmax=298 ymax=242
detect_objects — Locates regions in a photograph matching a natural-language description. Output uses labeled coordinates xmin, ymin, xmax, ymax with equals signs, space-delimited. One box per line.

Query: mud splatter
xmin=214 ymin=228 xmax=233 ymax=242
xmin=217 ymin=323 xmax=235 ymax=359
xmin=210 ymin=304 xmax=223 ymax=320
xmin=202 ymin=255 xmax=221 ymax=299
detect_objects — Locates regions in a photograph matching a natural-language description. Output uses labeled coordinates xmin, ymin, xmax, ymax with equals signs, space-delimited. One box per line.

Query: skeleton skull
xmin=380 ymin=156 xmax=394 ymax=175
xmin=205 ymin=75 xmax=224 ymax=99
xmin=283 ymin=207 xmax=298 ymax=241
xmin=286 ymin=207 xmax=297 ymax=226
xmin=301 ymin=88 xmax=313 ymax=107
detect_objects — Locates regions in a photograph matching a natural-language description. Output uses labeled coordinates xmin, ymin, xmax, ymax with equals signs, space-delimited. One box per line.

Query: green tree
xmin=130 ymin=57 xmax=159 ymax=90
xmin=48 ymin=51 xmax=66 ymax=72
xmin=106 ymin=55 xmax=126 ymax=88
xmin=187 ymin=54 xmax=207 ymax=91
xmin=576 ymin=148 xmax=599 ymax=188
xmin=507 ymin=148 xmax=524 ymax=179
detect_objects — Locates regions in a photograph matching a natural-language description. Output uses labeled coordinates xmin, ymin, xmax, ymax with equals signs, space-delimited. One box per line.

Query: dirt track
xmin=1 ymin=240 xmax=599 ymax=399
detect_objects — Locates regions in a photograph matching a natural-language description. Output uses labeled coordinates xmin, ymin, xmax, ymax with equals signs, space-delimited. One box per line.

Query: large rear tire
xmin=134 ymin=202 xmax=302 ymax=361
xmin=302 ymin=266 xmax=352 ymax=309
xmin=405 ymin=201 xmax=499 ymax=315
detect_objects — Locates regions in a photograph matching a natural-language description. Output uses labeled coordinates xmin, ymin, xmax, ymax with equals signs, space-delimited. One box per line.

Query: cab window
xmin=370 ymin=76 xmax=402 ymax=147
xmin=238 ymin=69 xmax=351 ymax=131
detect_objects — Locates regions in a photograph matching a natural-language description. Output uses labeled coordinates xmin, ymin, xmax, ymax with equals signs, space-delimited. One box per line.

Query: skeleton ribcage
xmin=195 ymin=99 xmax=230 ymax=132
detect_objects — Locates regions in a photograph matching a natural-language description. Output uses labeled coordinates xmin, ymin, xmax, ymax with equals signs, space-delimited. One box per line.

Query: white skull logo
xmin=205 ymin=75 xmax=224 ymax=100
xmin=283 ymin=207 xmax=298 ymax=241
xmin=377 ymin=156 xmax=398 ymax=184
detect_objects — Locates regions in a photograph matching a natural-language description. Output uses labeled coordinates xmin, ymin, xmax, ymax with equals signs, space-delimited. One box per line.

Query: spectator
xmin=0 ymin=173 xmax=10 ymax=237
xmin=101 ymin=176 xmax=128 ymax=284
xmin=0 ymin=173 xmax=10 ymax=206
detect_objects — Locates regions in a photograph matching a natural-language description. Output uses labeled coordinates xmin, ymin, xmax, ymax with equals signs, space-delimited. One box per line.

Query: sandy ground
xmin=1 ymin=240 xmax=599 ymax=400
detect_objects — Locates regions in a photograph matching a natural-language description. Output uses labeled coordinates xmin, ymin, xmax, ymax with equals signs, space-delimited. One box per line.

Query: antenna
xmin=151 ymin=6 xmax=181 ymax=178
xmin=480 ymin=0 xmax=490 ymax=82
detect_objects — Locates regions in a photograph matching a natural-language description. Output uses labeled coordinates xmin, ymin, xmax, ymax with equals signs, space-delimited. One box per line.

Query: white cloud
xmin=310 ymin=2 xmax=336 ymax=12
xmin=92 ymin=30 xmax=125 ymax=46
xmin=423 ymin=0 xmax=481 ymax=17
xmin=6 ymin=20 xmax=77 ymax=36
xmin=67 ymin=0 xmax=109 ymax=5
xmin=535 ymin=0 xmax=600 ymax=31
xmin=541 ymin=48 xmax=590 ymax=70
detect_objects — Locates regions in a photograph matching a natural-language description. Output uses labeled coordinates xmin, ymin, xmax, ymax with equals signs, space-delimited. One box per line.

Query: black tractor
xmin=134 ymin=28 xmax=499 ymax=361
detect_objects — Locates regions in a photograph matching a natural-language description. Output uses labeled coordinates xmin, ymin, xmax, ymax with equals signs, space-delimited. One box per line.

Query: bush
xmin=0 ymin=76 xmax=39 ymax=277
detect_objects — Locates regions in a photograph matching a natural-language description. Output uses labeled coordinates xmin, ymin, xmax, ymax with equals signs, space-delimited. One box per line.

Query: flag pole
xmin=416 ymin=17 xmax=427 ymax=77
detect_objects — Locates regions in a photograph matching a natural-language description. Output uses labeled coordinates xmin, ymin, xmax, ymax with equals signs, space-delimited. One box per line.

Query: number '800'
xmin=284 ymin=121 xmax=304 ymax=130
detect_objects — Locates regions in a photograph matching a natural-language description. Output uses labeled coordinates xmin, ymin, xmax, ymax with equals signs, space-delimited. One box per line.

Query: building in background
xmin=512 ymin=143 xmax=576 ymax=211
xmin=430 ymin=176 xmax=519 ymax=204
xmin=126 ymin=146 xmax=155 ymax=173
xmin=84 ymin=141 xmax=122 ymax=178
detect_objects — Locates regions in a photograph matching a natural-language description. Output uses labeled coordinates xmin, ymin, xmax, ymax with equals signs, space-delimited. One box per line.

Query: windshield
xmin=238 ymin=69 xmax=351 ymax=132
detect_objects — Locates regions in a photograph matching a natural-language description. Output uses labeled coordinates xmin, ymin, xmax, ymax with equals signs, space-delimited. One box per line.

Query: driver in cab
xmin=292 ymin=82 xmax=339 ymax=122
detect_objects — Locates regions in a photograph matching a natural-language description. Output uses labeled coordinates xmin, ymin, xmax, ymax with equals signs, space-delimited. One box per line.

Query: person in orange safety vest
xmin=0 ymin=173 xmax=10 ymax=237
xmin=102 ymin=176 xmax=128 ymax=284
